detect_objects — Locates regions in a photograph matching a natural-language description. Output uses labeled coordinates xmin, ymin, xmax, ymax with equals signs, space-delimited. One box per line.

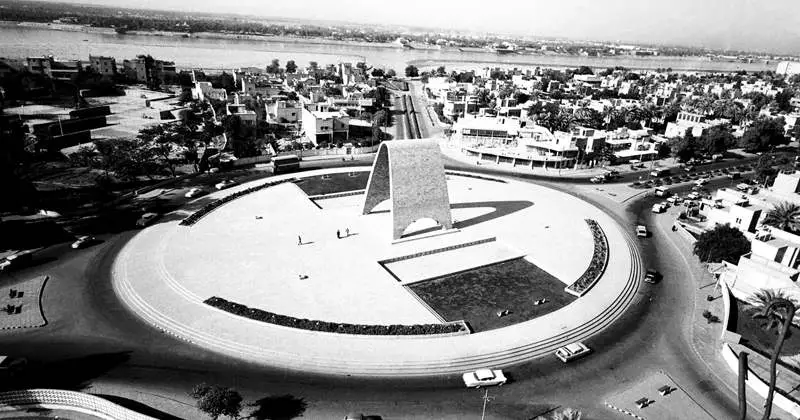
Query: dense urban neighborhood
xmin=3 ymin=1 xmax=800 ymax=420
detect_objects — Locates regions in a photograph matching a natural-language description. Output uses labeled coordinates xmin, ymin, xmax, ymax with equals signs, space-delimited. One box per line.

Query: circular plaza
xmin=111 ymin=167 xmax=642 ymax=377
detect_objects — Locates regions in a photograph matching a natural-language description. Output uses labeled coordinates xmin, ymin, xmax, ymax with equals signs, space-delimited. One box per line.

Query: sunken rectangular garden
xmin=408 ymin=258 xmax=575 ymax=332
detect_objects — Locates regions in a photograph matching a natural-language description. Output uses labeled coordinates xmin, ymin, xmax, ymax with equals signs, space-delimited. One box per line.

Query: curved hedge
xmin=205 ymin=297 xmax=469 ymax=336
xmin=565 ymin=219 xmax=609 ymax=297
xmin=180 ymin=178 xmax=296 ymax=226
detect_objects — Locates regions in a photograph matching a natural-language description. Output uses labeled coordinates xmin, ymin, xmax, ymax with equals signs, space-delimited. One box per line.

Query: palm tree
xmin=750 ymin=289 xmax=798 ymax=420
xmin=762 ymin=202 xmax=800 ymax=234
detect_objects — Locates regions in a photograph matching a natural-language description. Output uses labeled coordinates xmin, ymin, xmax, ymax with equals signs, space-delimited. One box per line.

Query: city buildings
xmin=664 ymin=112 xmax=731 ymax=138
xmin=89 ymin=55 xmax=117 ymax=77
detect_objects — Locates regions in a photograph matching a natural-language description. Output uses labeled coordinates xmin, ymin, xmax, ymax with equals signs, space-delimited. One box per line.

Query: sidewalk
xmin=656 ymin=207 xmax=795 ymax=420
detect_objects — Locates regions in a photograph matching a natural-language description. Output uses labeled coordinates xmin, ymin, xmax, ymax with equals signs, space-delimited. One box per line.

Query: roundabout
xmin=111 ymin=164 xmax=643 ymax=377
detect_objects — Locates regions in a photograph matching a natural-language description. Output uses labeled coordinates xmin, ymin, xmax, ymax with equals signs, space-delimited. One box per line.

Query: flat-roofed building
xmin=89 ymin=55 xmax=116 ymax=76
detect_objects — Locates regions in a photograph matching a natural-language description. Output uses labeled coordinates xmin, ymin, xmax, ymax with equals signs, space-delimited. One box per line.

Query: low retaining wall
xmin=720 ymin=343 xmax=800 ymax=418
xmin=0 ymin=389 xmax=155 ymax=420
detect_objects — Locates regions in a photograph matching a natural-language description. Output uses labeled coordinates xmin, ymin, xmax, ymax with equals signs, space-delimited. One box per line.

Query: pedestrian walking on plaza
xmin=298 ymin=235 xmax=302 ymax=245
xmin=346 ymin=228 xmax=350 ymax=237
xmin=336 ymin=230 xmax=341 ymax=239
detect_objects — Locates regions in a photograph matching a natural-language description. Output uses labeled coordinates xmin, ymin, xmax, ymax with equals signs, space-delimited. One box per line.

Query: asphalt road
xmin=0 ymin=158 xmax=766 ymax=419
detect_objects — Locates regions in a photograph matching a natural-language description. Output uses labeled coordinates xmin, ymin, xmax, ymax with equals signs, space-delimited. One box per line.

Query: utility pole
xmin=480 ymin=388 xmax=494 ymax=420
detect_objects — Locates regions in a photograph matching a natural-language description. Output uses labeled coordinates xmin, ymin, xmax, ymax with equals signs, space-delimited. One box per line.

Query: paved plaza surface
xmin=605 ymin=371 xmax=715 ymax=420
xmin=0 ymin=276 xmax=48 ymax=330
xmin=112 ymin=167 xmax=640 ymax=376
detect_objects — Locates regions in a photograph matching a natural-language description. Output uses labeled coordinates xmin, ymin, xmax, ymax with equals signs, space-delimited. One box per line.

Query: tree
xmin=739 ymin=117 xmax=788 ymax=152
xmin=669 ymin=132 xmax=697 ymax=163
xmin=573 ymin=66 xmax=593 ymax=75
xmin=749 ymin=290 xmax=798 ymax=420
xmin=190 ymin=383 xmax=243 ymax=420
xmin=774 ymin=88 xmax=795 ymax=113
xmin=404 ymin=65 xmax=419 ymax=78
xmin=697 ymin=126 xmax=733 ymax=156
xmin=762 ymin=202 xmax=800 ymax=234
xmin=693 ymin=223 xmax=751 ymax=263
xmin=370 ymin=68 xmax=385 ymax=78
xmin=266 ymin=59 xmax=281 ymax=74
xmin=386 ymin=68 xmax=397 ymax=78
xmin=248 ymin=395 xmax=308 ymax=420
xmin=435 ymin=65 xmax=446 ymax=76
xmin=285 ymin=60 xmax=297 ymax=74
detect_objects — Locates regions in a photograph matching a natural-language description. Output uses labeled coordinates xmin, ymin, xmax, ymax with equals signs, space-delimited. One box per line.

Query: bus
xmin=272 ymin=154 xmax=301 ymax=174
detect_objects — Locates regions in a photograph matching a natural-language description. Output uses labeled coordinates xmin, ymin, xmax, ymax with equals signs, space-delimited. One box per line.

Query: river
xmin=0 ymin=24 xmax=776 ymax=73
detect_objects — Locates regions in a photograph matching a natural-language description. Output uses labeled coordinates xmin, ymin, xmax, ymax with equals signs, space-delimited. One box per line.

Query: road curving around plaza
xmin=111 ymin=167 xmax=643 ymax=378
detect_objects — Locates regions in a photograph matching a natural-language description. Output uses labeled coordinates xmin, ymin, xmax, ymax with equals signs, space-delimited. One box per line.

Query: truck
xmin=650 ymin=169 xmax=670 ymax=177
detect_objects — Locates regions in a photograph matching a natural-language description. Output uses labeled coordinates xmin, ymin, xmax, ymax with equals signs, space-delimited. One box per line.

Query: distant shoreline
xmin=0 ymin=20 xmax=774 ymax=73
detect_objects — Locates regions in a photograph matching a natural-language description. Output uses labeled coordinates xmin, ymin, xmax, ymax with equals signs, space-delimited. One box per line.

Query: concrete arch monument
xmin=362 ymin=139 xmax=453 ymax=240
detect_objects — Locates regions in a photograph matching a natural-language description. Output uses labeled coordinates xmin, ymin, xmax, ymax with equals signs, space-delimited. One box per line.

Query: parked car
xmin=590 ymin=176 xmax=605 ymax=184
xmin=644 ymin=269 xmax=662 ymax=284
xmin=695 ymin=178 xmax=709 ymax=186
xmin=636 ymin=225 xmax=648 ymax=237
xmin=185 ymin=187 xmax=206 ymax=198
xmin=555 ymin=342 xmax=591 ymax=363
xmin=136 ymin=212 xmax=160 ymax=228
xmin=343 ymin=413 xmax=382 ymax=420
xmin=215 ymin=179 xmax=237 ymax=190
xmin=654 ymin=187 xmax=670 ymax=197
xmin=71 ymin=235 xmax=97 ymax=249
xmin=462 ymin=368 xmax=507 ymax=388
xmin=0 ymin=252 xmax=32 ymax=272
xmin=727 ymin=172 xmax=741 ymax=179
xmin=687 ymin=192 xmax=701 ymax=200
xmin=651 ymin=203 xmax=666 ymax=213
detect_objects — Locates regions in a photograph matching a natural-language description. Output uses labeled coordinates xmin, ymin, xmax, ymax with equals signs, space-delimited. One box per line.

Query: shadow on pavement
xmin=248 ymin=394 xmax=308 ymax=420
xmin=451 ymin=200 xmax=533 ymax=229
xmin=95 ymin=394 xmax=185 ymax=420
xmin=13 ymin=351 xmax=132 ymax=391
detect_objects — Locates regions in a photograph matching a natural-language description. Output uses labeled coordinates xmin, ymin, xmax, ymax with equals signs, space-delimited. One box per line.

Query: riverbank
xmin=0 ymin=21 xmax=777 ymax=74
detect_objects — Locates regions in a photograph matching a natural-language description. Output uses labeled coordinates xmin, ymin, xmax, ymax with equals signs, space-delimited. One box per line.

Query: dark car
xmin=644 ymin=269 xmax=662 ymax=284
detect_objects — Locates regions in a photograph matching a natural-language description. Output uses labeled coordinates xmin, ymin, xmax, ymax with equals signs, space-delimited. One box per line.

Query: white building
xmin=665 ymin=111 xmax=730 ymax=138
xmin=776 ymin=61 xmax=800 ymax=76
xmin=192 ymin=81 xmax=228 ymax=101
xmin=301 ymin=106 xmax=350 ymax=145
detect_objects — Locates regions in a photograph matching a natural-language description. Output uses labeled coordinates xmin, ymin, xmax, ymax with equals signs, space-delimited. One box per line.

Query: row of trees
xmin=191 ymin=383 xmax=308 ymax=420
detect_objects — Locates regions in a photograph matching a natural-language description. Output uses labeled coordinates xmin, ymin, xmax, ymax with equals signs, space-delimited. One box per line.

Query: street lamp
xmin=480 ymin=388 xmax=494 ymax=420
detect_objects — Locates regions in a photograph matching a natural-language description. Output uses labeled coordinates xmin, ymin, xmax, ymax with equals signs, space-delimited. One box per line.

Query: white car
xmin=215 ymin=179 xmax=237 ymax=190
xmin=636 ymin=225 xmax=648 ymax=237
xmin=185 ymin=187 xmax=205 ymax=198
xmin=590 ymin=176 xmax=605 ymax=184
xmin=651 ymin=203 xmax=666 ymax=213
xmin=71 ymin=235 xmax=96 ymax=249
xmin=695 ymin=178 xmax=709 ymax=185
xmin=687 ymin=192 xmax=701 ymax=200
xmin=462 ymin=368 xmax=507 ymax=388
xmin=555 ymin=342 xmax=591 ymax=363
xmin=136 ymin=212 xmax=160 ymax=228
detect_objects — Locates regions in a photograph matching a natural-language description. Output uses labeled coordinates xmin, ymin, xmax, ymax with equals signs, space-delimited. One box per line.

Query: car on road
xmin=727 ymin=172 xmax=741 ymax=179
xmin=184 ymin=187 xmax=206 ymax=198
xmin=136 ymin=212 xmax=160 ymax=228
xmin=654 ymin=187 xmax=670 ymax=197
xmin=590 ymin=176 xmax=605 ymax=184
xmin=343 ymin=414 xmax=383 ymax=420
xmin=687 ymin=192 xmax=701 ymax=200
xmin=651 ymin=203 xmax=667 ymax=213
xmin=555 ymin=342 xmax=591 ymax=363
xmin=0 ymin=251 xmax=33 ymax=272
xmin=462 ymin=368 xmax=507 ymax=388
xmin=215 ymin=179 xmax=237 ymax=190
xmin=636 ymin=225 xmax=648 ymax=237
xmin=695 ymin=178 xmax=709 ymax=186
xmin=71 ymin=235 xmax=97 ymax=249
xmin=644 ymin=269 xmax=662 ymax=284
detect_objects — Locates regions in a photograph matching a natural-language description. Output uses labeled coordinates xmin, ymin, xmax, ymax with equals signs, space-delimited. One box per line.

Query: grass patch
xmin=409 ymin=258 xmax=575 ymax=332
xmin=734 ymin=298 xmax=800 ymax=356
xmin=295 ymin=172 xmax=369 ymax=196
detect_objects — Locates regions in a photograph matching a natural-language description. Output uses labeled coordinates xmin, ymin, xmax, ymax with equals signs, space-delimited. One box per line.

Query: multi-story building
xmin=122 ymin=55 xmax=176 ymax=85
xmin=27 ymin=56 xmax=82 ymax=82
xmin=226 ymin=95 xmax=257 ymax=126
xmin=665 ymin=111 xmax=731 ymax=138
xmin=191 ymin=81 xmax=228 ymax=101
xmin=267 ymin=100 xmax=301 ymax=124
xmin=89 ymin=55 xmax=117 ymax=76
xmin=301 ymin=106 xmax=350 ymax=145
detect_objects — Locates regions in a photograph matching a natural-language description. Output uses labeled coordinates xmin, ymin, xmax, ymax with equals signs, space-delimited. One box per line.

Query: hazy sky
xmin=31 ymin=0 xmax=800 ymax=54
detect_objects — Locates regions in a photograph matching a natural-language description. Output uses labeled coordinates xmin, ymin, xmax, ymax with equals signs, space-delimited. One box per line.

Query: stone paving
xmin=112 ymin=166 xmax=640 ymax=376
xmin=0 ymin=276 xmax=47 ymax=330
